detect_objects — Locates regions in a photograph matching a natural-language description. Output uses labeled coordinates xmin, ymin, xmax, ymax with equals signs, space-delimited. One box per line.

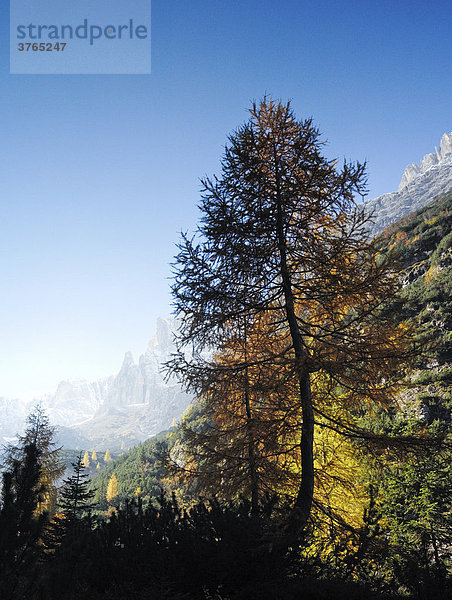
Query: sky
xmin=0 ymin=0 xmax=451 ymax=400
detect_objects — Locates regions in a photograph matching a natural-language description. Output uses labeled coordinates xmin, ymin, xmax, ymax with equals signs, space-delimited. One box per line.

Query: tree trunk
xmin=243 ymin=319 xmax=259 ymax=514
xmin=274 ymin=146 xmax=314 ymax=528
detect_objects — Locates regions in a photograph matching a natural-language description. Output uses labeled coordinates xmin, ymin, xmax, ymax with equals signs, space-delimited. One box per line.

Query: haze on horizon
xmin=0 ymin=0 xmax=451 ymax=400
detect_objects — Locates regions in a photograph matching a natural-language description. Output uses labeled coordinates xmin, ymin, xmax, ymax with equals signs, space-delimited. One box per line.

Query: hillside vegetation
xmin=1 ymin=100 xmax=450 ymax=599
xmin=92 ymin=190 xmax=452 ymax=507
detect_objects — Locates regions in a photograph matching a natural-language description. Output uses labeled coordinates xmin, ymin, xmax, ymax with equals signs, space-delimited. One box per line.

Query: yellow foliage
xmin=424 ymin=216 xmax=438 ymax=226
xmin=82 ymin=450 xmax=90 ymax=468
xmin=424 ymin=264 xmax=440 ymax=283
xmin=106 ymin=473 xmax=118 ymax=503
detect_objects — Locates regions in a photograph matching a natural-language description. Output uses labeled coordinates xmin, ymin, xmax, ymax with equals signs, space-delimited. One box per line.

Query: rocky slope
xmin=364 ymin=132 xmax=452 ymax=236
xmin=1 ymin=318 xmax=192 ymax=451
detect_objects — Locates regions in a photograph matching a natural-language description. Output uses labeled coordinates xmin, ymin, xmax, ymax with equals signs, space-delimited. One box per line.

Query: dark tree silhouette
xmin=168 ymin=97 xmax=418 ymax=533
xmin=4 ymin=405 xmax=65 ymax=516
xmin=0 ymin=443 xmax=47 ymax=599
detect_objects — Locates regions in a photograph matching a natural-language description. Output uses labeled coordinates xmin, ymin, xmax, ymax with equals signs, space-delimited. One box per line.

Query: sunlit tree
xmin=106 ymin=473 xmax=118 ymax=504
xmin=169 ymin=97 xmax=418 ymax=531
xmin=82 ymin=450 xmax=90 ymax=469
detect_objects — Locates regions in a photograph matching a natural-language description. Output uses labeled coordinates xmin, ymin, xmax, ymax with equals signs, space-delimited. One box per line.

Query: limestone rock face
xmin=83 ymin=317 xmax=191 ymax=446
xmin=398 ymin=132 xmax=452 ymax=192
xmin=364 ymin=132 xmax=452 ymax=237
xmin=0 ymin=318 xmax=192 ymax=450
xmin=43 ymin=377 xmax=112 ymax=427
xmin=0 ymin=396 xmax=28 ymax=443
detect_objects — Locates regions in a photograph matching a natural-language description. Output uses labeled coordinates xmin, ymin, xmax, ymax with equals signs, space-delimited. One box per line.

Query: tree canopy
xmin=169 ymin=97 xmax=419 ymax=530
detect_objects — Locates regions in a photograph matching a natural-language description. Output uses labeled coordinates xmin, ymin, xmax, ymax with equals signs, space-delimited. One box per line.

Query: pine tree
xmin=106 ymin=473 xmax=118 ymax=504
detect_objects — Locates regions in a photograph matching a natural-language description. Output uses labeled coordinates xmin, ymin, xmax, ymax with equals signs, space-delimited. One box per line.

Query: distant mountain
xmin=0 ymin=318 xmax=193 ymax=451
xmin=364 ymin=132 xmax=452 ymax=236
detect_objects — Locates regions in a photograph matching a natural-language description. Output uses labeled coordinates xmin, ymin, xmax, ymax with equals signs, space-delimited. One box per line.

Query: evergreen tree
xmin=59 ymin=454 xmax=96 ymax=521
xmin=4 ymin=405 xmax=64 ymax=516
xmin=0 ymin=443 xmax=47 ymax=598
xmin=44 ymin=453 xmax=97 ymax=552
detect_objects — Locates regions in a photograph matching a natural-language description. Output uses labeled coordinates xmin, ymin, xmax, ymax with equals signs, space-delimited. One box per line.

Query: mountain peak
xmin=121 ymin=351 xmax=135 ymax=368
xmin=398 ymin=131 xmax=452 ymax=192
xmin=363 ymin=131 xmax=452 ymax=237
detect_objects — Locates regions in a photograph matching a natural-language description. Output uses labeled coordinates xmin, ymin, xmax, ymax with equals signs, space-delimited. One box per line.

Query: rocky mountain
xmin=364 ymin=132 xmax=452 ymax=237
xmin=0 ymin=318 xmax=193 ymax=451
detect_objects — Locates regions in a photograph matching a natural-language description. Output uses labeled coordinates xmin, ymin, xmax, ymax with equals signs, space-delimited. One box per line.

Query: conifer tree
xmin=104 ymin=449 xmax=112 ymax=463
xmin=82 ymin=450 xmax=90 ymax=468
xmin=169 ymin=97 xmax=419 ymax=531
xmin=44 ymin=453 xmax=97 ymax=552
xmin=0 ymin=443 xmax=47 ymax=597
xmin=4 ymin=405 xmax=64 ymax=516
xmin=91 ymin=449 xmax=97 ymax=461
xmin=106 ymin=473 xmax=118 ymax=504
xmin=59 ymin=454 xmax=96 ymax=521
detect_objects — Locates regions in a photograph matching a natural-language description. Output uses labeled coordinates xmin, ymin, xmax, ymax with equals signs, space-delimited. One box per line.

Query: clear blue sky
xmin=1 ymin=0 xmax=451 ymax=399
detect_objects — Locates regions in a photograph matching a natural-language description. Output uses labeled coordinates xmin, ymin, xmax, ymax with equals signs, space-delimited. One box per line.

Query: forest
xmin=1 ymin=99 xmax=451 ymax=600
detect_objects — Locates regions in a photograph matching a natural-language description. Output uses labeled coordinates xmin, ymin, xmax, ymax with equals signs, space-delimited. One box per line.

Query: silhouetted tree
xmin=169 ymin=97 xmax=418 ymax=533
xmin=0 ymin=443 xmax=47 ymax=599
xmin=4 ymin=405 xmax=64 ymax=516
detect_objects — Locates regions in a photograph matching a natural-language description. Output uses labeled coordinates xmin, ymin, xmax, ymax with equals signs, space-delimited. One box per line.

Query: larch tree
xmin=169 ymin=312 xmax=294 ymax=512
xmin=82 ymin=450 xmax=90 ymax=468
xmin=104 ymin=449 xmax=112 ymax=463
xmin=106 ymin=473 xmax=118 ymax=504
xmin=169 ymin=97 xmax=418 ymax=532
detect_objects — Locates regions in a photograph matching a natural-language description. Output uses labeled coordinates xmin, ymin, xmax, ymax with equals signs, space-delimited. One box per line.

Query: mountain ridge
xmin=0 ymin=318 xmax=193 ymax=451
xmin=363 ymin=131 xmax=452 ymax=236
